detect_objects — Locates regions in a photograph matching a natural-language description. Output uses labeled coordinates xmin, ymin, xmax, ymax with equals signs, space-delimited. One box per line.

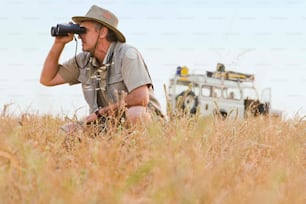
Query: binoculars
xmin=51 ymin=23 xmax=86 ymax=36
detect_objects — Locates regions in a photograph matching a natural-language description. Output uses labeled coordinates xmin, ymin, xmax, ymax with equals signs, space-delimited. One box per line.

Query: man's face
xmin=78 ymin=21 xmax=100 ymax=52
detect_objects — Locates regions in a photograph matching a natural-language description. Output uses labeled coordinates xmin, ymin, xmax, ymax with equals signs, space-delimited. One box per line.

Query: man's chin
xmin=81 ymin=46 xmax=86 ymax=51
xmin=82 ymin=47 xmax=93 ymax=54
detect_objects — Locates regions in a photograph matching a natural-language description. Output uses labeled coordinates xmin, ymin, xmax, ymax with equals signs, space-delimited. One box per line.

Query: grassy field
xmin=0 ymin=108 xmax=305 ymax=204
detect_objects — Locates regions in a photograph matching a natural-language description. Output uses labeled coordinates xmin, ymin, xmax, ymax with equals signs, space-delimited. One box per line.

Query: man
xmin=40 ymin=5 xmax=163 ymax=128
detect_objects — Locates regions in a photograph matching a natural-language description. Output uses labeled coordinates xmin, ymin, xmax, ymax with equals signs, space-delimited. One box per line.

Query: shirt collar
xmin=89 ymin=42 xmax=116 ymax=67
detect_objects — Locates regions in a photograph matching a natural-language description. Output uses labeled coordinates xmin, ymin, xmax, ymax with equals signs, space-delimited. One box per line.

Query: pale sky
xmin=1 ymin=0 xmax=306 ymax=118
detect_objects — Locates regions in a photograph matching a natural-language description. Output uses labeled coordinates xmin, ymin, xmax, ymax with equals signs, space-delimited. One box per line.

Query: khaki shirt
xmin=58 ymin=42 xmax=163 ymax=116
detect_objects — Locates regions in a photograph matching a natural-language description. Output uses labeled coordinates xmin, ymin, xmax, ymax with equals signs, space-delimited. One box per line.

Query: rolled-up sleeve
xmin=58 ymin=52 xmax=90 ymax=85
xmin=121 ymin=48 xmax=152 ymax=92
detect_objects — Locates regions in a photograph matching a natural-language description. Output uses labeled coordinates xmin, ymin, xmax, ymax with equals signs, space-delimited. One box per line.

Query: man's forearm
xmin=100 ymin=100 xmax=126 ymax=115
xmin=86 ymin=86 xmax=149 ymax=123
xmin=40 ymin=42 xmax=65 ymax=85
xmin=85 ymin=100 xmax=125 ymax=123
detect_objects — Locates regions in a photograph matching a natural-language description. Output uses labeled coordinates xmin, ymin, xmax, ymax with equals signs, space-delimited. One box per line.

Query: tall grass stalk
xmin=0 ymin=110 xmax=305 ymax=203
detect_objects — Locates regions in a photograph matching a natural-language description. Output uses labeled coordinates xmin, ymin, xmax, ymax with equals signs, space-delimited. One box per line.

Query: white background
xmin=1 ymin=0 xmax=306 ymax=119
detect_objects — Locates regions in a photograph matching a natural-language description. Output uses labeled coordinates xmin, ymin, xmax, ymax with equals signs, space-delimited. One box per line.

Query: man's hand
xmin=54 ymin=33 xmax=74 ymax=45
xmin=85 ymin=111 xmax=99 ymax=124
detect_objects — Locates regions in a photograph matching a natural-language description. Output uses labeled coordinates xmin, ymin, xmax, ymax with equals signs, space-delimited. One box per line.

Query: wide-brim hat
xmin=72 ymin=5 xmax=126 ymax=42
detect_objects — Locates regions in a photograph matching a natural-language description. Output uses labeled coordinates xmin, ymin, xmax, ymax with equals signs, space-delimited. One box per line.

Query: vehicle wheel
xmin=213 ymin=109 xmax=227 ymax=119
xmin=220 ymin=110 xmax=227 ymax=118
xmin=257 ymin=103 xmax=269 ymax=115
xmin=176 ymin=91 xmax=199 ymax=114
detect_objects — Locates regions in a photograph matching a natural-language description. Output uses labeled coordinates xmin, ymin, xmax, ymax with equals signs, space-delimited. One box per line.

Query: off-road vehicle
xmin=167 ymin=64 xmax=277 ymax=118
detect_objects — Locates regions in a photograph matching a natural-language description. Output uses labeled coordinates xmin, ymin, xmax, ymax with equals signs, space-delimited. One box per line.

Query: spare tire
xmin=176 ymin=90 xmax=199 ymax=114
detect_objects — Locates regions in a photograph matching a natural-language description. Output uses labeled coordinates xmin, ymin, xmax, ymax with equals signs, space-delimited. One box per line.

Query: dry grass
xmin=0 ymin=108 xmax=305 ymax=204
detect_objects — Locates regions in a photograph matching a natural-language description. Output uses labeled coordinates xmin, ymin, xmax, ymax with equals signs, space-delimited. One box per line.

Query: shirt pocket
xmin=107 ymin=73 xmax=128 ymax=101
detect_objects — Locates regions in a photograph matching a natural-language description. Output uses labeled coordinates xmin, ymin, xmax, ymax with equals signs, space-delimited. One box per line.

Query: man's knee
xmin=125 ymin=106 xmax=151 ymax=125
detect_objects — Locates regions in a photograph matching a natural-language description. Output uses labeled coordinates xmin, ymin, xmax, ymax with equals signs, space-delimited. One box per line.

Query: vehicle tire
xmin=176 ymin=91 xmax=199 ymax=114
xmin=220 ymin=110 xmax=228 ymax=118
xmin=244 ymin=99 xmax=269 ymax=116
xmin=257 ymin=103 xmax=269 ymax=115
xmin=213 ymin=109 xmax=227 ymax=119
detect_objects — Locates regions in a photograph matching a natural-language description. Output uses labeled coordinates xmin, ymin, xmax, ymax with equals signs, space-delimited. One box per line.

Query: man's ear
xmin=99 ymin=27 xmax=108 ymax=39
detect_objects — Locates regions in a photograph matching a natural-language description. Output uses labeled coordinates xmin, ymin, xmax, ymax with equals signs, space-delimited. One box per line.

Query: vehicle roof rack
xmin=207 ymin=70 xmax=255 ymax=82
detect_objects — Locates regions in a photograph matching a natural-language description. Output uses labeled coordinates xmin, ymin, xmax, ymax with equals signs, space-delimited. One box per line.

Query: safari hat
xmin=72 ymin=5 xmax=126 ymax=42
